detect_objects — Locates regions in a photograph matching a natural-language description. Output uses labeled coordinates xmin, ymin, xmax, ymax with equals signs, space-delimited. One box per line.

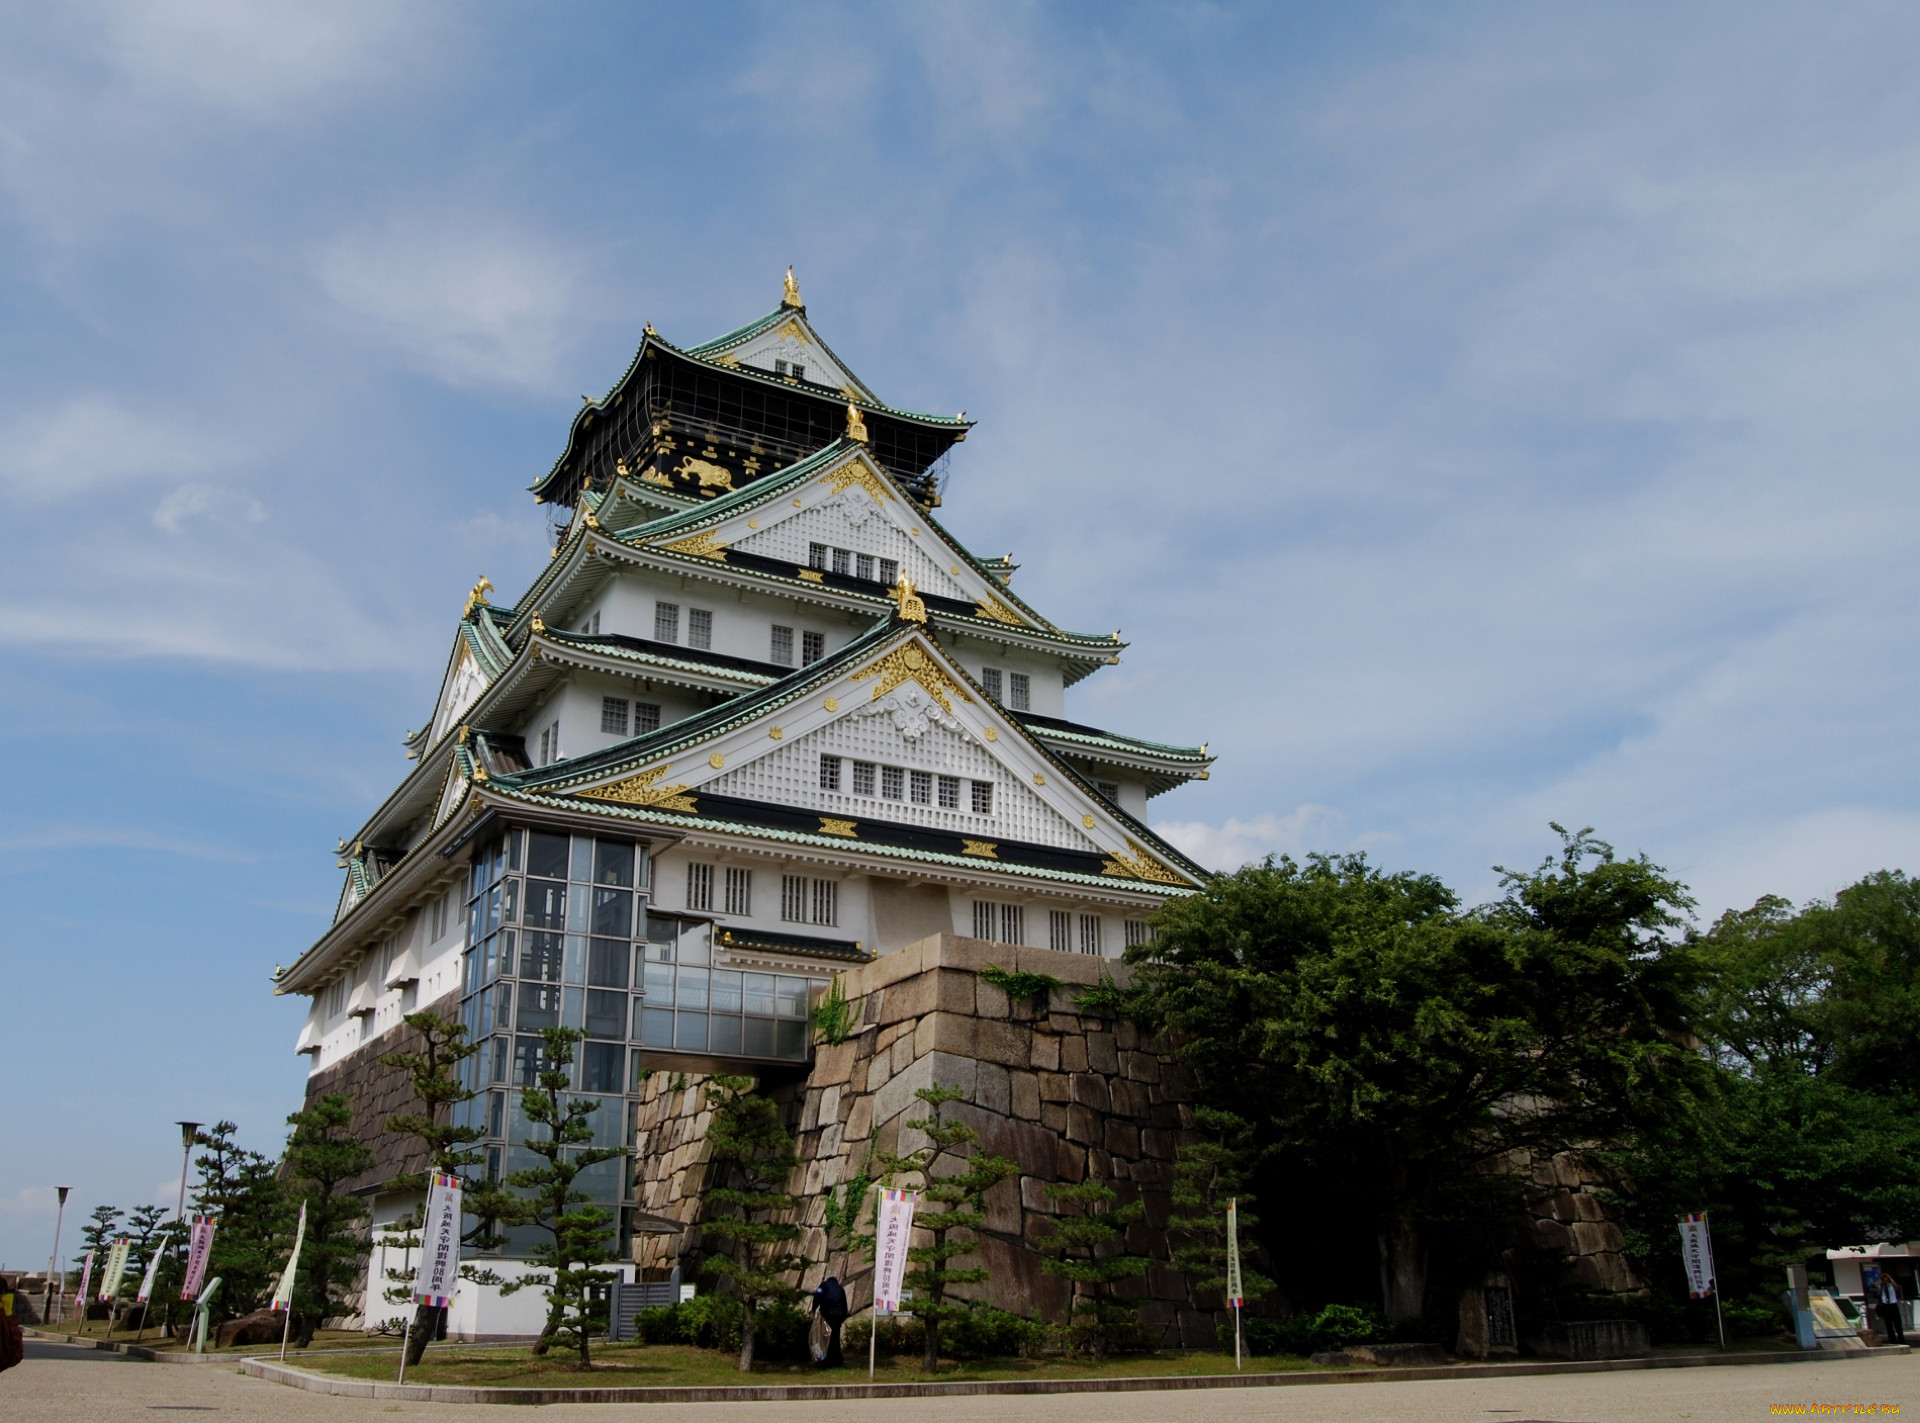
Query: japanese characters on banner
xmin=1678 ymin=1213 xmax=1717 ymax=1299
xmin=135 ymin=1233 xmax=171 ymax=1304
xmin=1225 ymin=1198 xmax=1245 ymax=1308
xmin=74 ymin=1250 xmax=96 ymax=1316
xmin=180 ymin=1217 xmax=217 ymax=1300
xmin=873 ymin=1188 xmax=918 ymax=1315
xmin=412 ymin=1174 xmax=463 ymax=1308
xmin=270 ymin=1203 xmax=308 ymax=1313
xmin=98 ymin=1237 xmax=132 ymax=1303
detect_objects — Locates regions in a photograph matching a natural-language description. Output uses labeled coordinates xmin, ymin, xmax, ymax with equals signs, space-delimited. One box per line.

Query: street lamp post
xmin=44 ymin=1186 xmax=70 ymax=1326
xmin=168 ymin=1122 xmax=201 ymax=1337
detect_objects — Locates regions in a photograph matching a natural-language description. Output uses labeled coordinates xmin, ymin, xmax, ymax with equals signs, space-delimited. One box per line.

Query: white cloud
xmin=0 ymin=397 xmax=234 ymax=501
xmin=153 ymin=483 xmax=265 ymax=532
xmin=1154 ymin=805 xmax=1346 ymax=873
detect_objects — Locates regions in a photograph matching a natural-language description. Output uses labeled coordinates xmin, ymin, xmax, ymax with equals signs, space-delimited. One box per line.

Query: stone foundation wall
xmin=631 ymin=934 xmax=1229 ymax=1346
xmin=299 ymin=990 xmax=460 ymax=1198
xmin=1519 ymin=1149 xmax=1643 ymax=1296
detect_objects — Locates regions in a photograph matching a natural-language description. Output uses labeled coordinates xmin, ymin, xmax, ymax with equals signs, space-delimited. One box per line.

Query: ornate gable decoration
xmin=1101 ymin=838 xmax=1185 ymax=885
xmin=655 ymin=529 xmax=729 ymax=561
xmin=972 ymin=590 xmax=1025 ymax=626
xmin=576 ymin=765 xmax=698 ymax=813
xmin=823 ymin=457 xmax=894 ymax=505
xmin=851 ymin=641 xmax=971 ymax=715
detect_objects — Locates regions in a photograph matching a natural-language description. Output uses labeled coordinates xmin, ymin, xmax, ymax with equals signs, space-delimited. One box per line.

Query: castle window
xmin=688 ymin=608 xmax=713 ymax=650
xmin=601 ymin=697 xmax=629 ymax=735
xmin=771 ymin=625 xmax=794 ymax=666
xmin=1078 ymin=914 xmax=1102 ymax=956
xmin=686 ymin=862 xmax=714 ymax=913
xmin=1124 ymin=919 xmax=1152 ymax=948
xmin=881 ymin=765 xmax=904 ymax=800
xmin=809 ymin=543 xmax=829 ymax=571
xmin=1048 ymin=910 xmax=1072 ymax=954
xmin=1009 ymin=673 xmax=1031 ymax=711
xmin=855 ymin=553 xmax=874 ymax=581
xmin=937 ymin=775 xmax=960 ymax=810
xmin=819 ymin=755 xmax=843 ymax=792
xmin=976 ymin=902 xmax=1023 ymax=944
xmin=852 ymin=761 xmax=876 ymax=796
xmin=326 ymin=976 xmax=347 ymax=1020
xmin=981 ymin=668 xmax=1003 ymax=702
xmin=654 ymin=602 xmax=680 ymax=643
xmin=538 ymin=720 xmax=561 ymax=765
xmin=724 ymin=867 xmax=752 ymax=916
xmin=832 ymin=548 xmax=852 ymax=577
xmin=782 ymin=874 xmax=807 ymax=922
xmin=634 ymin=702 xmax=661 ymax=734
xmin=811 ymin=879 xmax=838 ymax=926
xmin=909 ymin=770 xmax=932 ymax=805
xmin=802 ymin=631 xmax=825 ymax=665
xmin=971 ymin=780 xmax=994 ymax=815
xmin=1097 ymin=781 xmax=1119 ymax=803
xmin=878 ymin=558 xmax=898 ymax=586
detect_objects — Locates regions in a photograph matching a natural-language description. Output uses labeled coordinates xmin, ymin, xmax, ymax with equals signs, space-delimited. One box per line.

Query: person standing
xmin=1876 ymin=1273 xmax=1905 ymax=1345
xmin=811 ymin=1276 xmax=849 ymax=1367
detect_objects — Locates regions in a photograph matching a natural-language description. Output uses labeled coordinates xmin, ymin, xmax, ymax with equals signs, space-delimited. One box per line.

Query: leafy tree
xmin=1168 ymin=1108 xmax=1273 ymax=1311
xmin=876 ymin=1084 xmax=1020 ymax=1371
xmin=498 ymin=1027 xmax=626 ymax=1367
xmin=120 ymin=1205 xmax=171 ymax=1328
xmin=1036 ymin=1179 xmax=1150 ymax=1356
xmin=698 ymin=1073 xmax=806 ymax=1371
xmin=282 ymin=1094 xmax=375 ymax=1347
xmin=1129 ymin=831 xmax=1707 ymax=1323
xmin=378 ymin=1009 xmax=525 ymax=1365
xmin=189 ymin=1121 xmax=289 ymax=1319
xmin=77 ymin=1205 xmax=124 ymax=1271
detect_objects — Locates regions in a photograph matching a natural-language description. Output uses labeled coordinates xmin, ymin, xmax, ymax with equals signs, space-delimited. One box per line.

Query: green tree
xmin=1168 ymin=1108 xmax=1273 ymax=1310
xmin=75 ymin=1205 xmax=123 ymax=1321
xmin=1130 ymin=831 xmax=1706 ymax=1323
xmin=877 ymin=1084 xmax=1020 ymax=1372
xmin=189 ymin=1121 xmax=289 ymax=1320
xmin=1036 ymin=1179 xmax=1150 ymax=1356
xmin=498 ymin=1027 xmax=626 ymax=1367
xmin=379 ymin=1009 xmax=526 ymax=1366
xmin=698 ymin=1074 xmax=806 ymax=1371
xmin=120 ymin=1205 xmax=170 ymax=1328
xmin=282 ymin=1094 xmax=376 ymax=1347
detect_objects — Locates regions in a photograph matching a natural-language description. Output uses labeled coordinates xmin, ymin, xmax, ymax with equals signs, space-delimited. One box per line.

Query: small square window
xmin=878 ymin=558 xmax=899 ymax=587
xmin=910 ymin=770 xmax=932 ymax=805
xmin=809 ymin=544 xmax=829 ymax=571
xmin=771 ymin=625 xmax=794 ymax=666
xmin=654 ymin=602 xmax=680 ymax=643
xmin=881 ymin=765 xmax=904 ymax=800
xmin=938 ymin=775 xmax=960 ymax=809
xmin=832 ymin=548 xmax=852 ymax=576
xmin=688 ymin=608 xmax=713 ymax=650
xmin=981 ymin=668 xmax=1003 ymax=702
xmin=791 ymin=363 xmax=806 ymax=381
xmin=1097 ymin=781 xmax=1119 ymax=803
xmin=774 ymin=358 xmax=788 ymax=375
xmin=820 ymin=755 xmax=842 ymax=792
xmin=802 ymin=631 xmax=825 ymax=665
xmin=852 ymin=761 xmax=876 ymax=796
xmin=1009 ymin=673 xmax=1031 ymax=711
xmin=601 ymin=697 xmax=629 ymax=736
xmin=634 ymin=702 xmax=661 ymax=734
xmin=971 ymin=780 xmax=994 ymax=814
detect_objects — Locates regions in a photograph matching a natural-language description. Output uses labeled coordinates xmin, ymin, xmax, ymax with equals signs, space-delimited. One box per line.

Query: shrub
xmin=635 ymin=1296 xmax=810 ymax=1361
xmin=944 ymin=1304 xmax=1050 ymax=1359
xmin=1240 ymin=1303 xmax=1384 ymax=1356
xmin=843 ymin=1315 xmax=925 ymax=1359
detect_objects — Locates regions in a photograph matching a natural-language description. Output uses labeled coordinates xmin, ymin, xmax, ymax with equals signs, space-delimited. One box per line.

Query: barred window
xmin=601 ymin=697 xmax=629 ymax=735
xmin=781 ymin=874 xmax=807 ymax=922
xmin=1097 ymin=781 xmax=1120 ymax=803
xmin=881 ymin=765 xmax=904 ymax=800
xmin=972 ymin=900 xmax=995 ymax=939
xmin=819 ymin=755 xmax=842 ymax=792
xmin=878 ymin=558 xmax=899 ymax=587
xmin=974 ymin=898 xmax=1027 ymax=946
xmin=1009 ymin=673 xmax=1031 ymax=711
xmin=654 ymin=602 xmax=680 ymax=643
xmin=809 ymin=543 xmax=829 ymax=571
xmin=937 ymin=775 xmax=960 ymax=809
xmin=971 ymin=780 xmax=994 ymax=815
xmin=1124 ymin=919 xmax=1152 ymax=947
xmin=852 ymin=761 xmax=876 ymax=796
xmin=803 ymin=631 xmax=825 ymax=665
xmin=855 ymin=553 xmax=874 ymax=581
xmin=832 ymin=548 xmax=852 ymax=576
xmin=686 ymin=862 xmax=714 ymax=912
xmin=909 ymin=770 xmax=932 ymax=805
xmin=981 ymin=667 xmax=1003 ymax=702
xmin=1048 ymin=910 xmax=1073 ymax=954
xmin=634 ymin=702 xmax=661 ymax=734
xmin=1001 ymin=903 xmax=1024 ymax=945
xmin=771 ymin=625 xmax=794 ymax=666
xmin=724 ymin=867 xmax=752 ymax=917
xmin=812 ymin=879 xmax=838 ymax=926
xmin=1079 ymin=914 xmax=1102 ymax=956
xmin=688 ymin=608 xmax=713 ymax=650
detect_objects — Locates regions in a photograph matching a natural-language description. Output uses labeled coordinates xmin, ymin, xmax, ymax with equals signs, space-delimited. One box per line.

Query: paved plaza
xmin=9 ymin=1341 xmax=1918 ymax=1423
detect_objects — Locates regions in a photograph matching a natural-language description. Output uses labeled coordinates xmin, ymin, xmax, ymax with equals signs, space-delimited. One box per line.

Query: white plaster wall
xmin=304 ymin=888 xmax=468 ymax=1074
xmin=590 ymin=570 xmax=867 ymax=671
xmin=364 ymin=1232 xmax=622 ymax=1340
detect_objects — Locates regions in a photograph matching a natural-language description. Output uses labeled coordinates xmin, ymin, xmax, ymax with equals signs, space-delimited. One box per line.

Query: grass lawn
xmin=297 ymin=1341 xmax=1324 ymax=1387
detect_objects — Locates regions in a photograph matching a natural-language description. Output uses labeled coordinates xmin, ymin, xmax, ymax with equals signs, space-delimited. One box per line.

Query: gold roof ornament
xmin=845 ymin=402 xmax=869 ymax=443
xmin=463 ymin=576 xmax=494 ymax=616
xmin=782 ymin=265 xmax=803 ymax=309
xmin=890 ymin=576 xmax=928 ymax=624
xmin=530 ymin=611 xmax=546 ymax=634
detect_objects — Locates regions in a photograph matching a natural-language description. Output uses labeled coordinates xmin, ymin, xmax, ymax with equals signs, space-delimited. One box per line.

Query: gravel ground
xmin=8 ymin=1339 xmax=1916 ymax=1422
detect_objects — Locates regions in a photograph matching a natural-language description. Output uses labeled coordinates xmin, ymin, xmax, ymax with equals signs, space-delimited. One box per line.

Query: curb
xmin=23 ymin=1328 xmax=226 ymax=1364
xmin=240 ymin=1343 xmax=1913 ymax=1405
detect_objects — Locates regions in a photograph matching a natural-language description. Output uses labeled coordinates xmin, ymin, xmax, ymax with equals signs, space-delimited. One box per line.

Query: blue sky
xmin=5 ymin=2 xmax=1919 ymax=1268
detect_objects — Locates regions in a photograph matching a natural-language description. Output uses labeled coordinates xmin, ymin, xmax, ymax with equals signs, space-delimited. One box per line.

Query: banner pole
xmin=1234 ymin=1302 xmax=1242 ymax=1371
xmin=398 ymin=1314 xmax=413 ymax=1384
xmin=868 ymin=1310 xmax=876 ymax=1383
xmin=278 ymin=1305 xmax=292 ymax=1361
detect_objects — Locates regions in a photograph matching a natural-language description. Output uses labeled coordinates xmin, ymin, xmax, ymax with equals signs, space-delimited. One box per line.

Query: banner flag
xmin=135 ymin=1233 xmax=171 ymax=1304
xmin=180 ymin=1217 xmax=217 ymax=1300
xmin=1678 ymin=1213 xmax=1717 ymax=1299
xmin=75 ymin=1250 xmax=95 ymax=1314
xmin=873 ymin=1188 xmax=918 ymax=1316
xmin=99 ymin=1237 xmax=132 ymax=1303
xmin=412 ymin=1174 xmax=463 ymax=1308
xmin=270 ymin=1203 xmax=307 ymax=1313
xmin=1225 ymin=1198 xmax=1245 ymax=1308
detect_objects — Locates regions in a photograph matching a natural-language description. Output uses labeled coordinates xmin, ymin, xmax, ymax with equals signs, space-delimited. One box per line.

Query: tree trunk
xmin=1376 ymin=1216 xmax=1427 ymax=1324
xmin=922 ymin=1315 xmax=940 ymax=1374
xmin=738 ymin=1295 xmax=756 ymax=1372
xmin=404 ymin=1305 xmax=440 ymax=1366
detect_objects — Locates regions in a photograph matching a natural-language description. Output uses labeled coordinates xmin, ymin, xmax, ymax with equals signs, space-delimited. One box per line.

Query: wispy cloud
xmin=0 ymin=396 xmax=235 ymax=501
xmin=0 ymin=826 xmax=255 ymax=861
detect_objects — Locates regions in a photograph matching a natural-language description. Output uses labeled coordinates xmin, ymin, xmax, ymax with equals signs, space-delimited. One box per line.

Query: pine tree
xmin=76 ymin=1205 xmax=123 ymax=1322
xmin=498 ymin=1027 xmax=626 ymax=1368
xmin=378 ymin=1009 xmax=526 ymax=1365
xmin=120 ymin=1205 xmax=170 ymax=1329
xmin=189 ymin=1121 xmax=288 ymax=1319
xmin=699 ymin=1074 xmax=806 ymax=1371
xmin=877 ymin=1084 xmax=1019 ymax=1372
xmin=1168 ymin=1107 xmax=1273 ymax=1313
xmin=282 ymin=1095 xmax=376 ymax=1346
xmin=1037 ymin=1179 xmax=1151 ymax=1357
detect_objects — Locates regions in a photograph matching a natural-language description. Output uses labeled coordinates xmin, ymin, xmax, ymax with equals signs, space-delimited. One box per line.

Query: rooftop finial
xmin=890 ymin=576 xmax=928 ymax=624
xmin=463 ymin=576 xmax=494 ymax=617
xmin=782 ymin=265 xmax=803 ymax=309
xmin=845 ymin=402 xmax=869 ymax=443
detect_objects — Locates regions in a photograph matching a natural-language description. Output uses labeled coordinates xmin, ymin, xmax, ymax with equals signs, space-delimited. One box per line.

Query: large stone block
xmin=1105 ymin=1119 xmax=1140 ymax=1158
xmin=1059 ymin=1036 xmax=1090 ymax=1073
xmin=1010 ymin=1070 xmax=1041 ymax=1121
xmin=1037 ymin=1070 xmax=1071 ymax=1103
xmin=1086 ymin=1031 xmax=1120 ymax=1075
xmin=924 ymin=1013 xmax=1030 ymax=1068
xmin=812 ymin=1040 xmax=858 ymax=1085
xmin=1041 ymin=1102 xmax=1068 ymax=1133
xmin=1069 ymin=1073 xmax=1111 ymax=1113
xmin=1569 ymin=1220 xmax=1625 ymax=1255
xmin=873 ymin=1050 xmax=977 ymax=1131
xmin=975 ymin=1230 xmax=1070 ymax=1320
xmin=1570 ymin=1192 xmax=1606 ymax=1223
xmin=976 ymin=1060 xmax=1011 ymax=1115
xmin=1030 ymin=1034 xmax=1061 ymax=1072
xmin=1119 ymin=1050 xmax=1161 ymax=1084
xmin=974 ymin=977 xmax=1010 ymax=1018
